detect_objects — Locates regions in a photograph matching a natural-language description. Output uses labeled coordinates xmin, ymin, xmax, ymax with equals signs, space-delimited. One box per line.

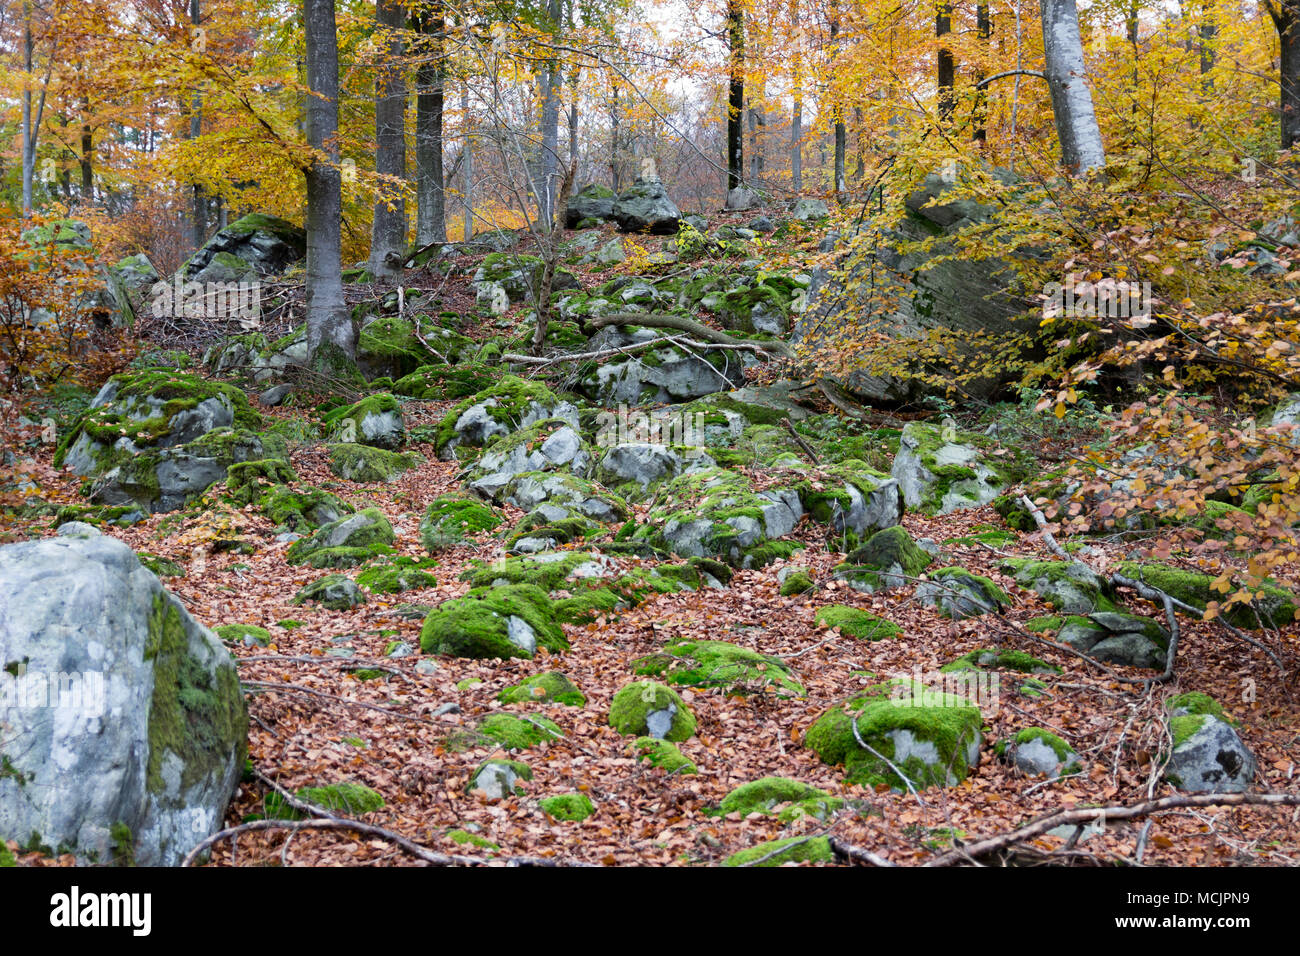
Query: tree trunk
xmin=790 ymin=0 xmax=802 ymax=191
xmin=974 ymin=3 xmax=991 ymax=142
xmin=1270 ymin=0 xmax=1300 ymax=149
xmin=414 ymin=5 xmax=445 ymax=246
xmin=462 ymin=83 xmax=473 ymax=241
xmin=371 ymin=0 xmax=409 ymax=280
xmin=536 ymin=0 xmax=563 ymax=227
xmin=830 ymin=3 xmax=846 ymax=199
xmin=191 ymin=0 xmax=205 ymax=249
xmin=726 ymin=0 xmax=744 ymax=193
xmin=1041 ymin=0 xmax=1107 ymax=174
xmin=303 ymin=0 xmax=355 ymax=373
xmin=937 ymin=3 xmax=955 ymax=125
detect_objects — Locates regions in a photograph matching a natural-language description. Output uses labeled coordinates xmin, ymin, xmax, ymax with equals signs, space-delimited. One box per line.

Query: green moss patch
xmin=420 ymin=584 xmax=568 ymax=659
xmin=632 ymin=640 xmax=805 ymax=697
xmin=498 ymin=672 xmax=585 ymax=707
xmin=631 ymin=737 xmax=697 ymax=774
xmin=538 ymin=793 xmax=594 ymax=822
xmin=723 ymin=835 xmax=834 ymax=867
xmin=814 ymin=606 xmax=903 ymax=641
xmin=608 ymin=681 xmax=696 ymax=741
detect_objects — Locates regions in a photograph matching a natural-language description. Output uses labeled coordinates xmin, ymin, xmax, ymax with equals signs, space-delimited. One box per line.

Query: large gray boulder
xmin=0 ymin=526 xmax=247 ymax=865
xmin=578 ymin=326 xmax=754 ymax=403
xmin=612 ymin=179 xmax=681 ymax=234
xmin=565 ymin=184 xmax=617 ymax=227
xmin=1167 ymin=714 xmax=1255 ymax=792
xmin=180 ymin=213 xmax=305 ymax=285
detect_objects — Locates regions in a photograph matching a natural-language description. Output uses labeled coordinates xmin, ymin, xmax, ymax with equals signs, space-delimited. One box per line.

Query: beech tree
xmin=1041 ymin=0 xmax=1106 ymax=173
xmin=369 ymin=0 xmax=408 ymax=281
xmin=303 ymin=0 xmax=353 ymax=374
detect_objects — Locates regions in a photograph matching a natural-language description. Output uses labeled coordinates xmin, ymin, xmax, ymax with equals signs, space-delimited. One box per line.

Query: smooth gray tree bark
xmin=304 ymin=0 xmax=355 ymax=372
xmin=1041 ymin=0 xmax=1106 ymax=174
xmin=414 ymin=1 xmax=446 ymax=246
xmin=370 ymin=0 xmax=408 ymax=280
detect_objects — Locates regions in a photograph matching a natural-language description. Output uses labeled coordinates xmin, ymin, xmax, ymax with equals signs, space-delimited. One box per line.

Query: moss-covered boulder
xmin=214 ymin=623 xmax=272 ymax=647
xmin=800 ymin=460 xmax=904 ymax=546
xmin=631 ymin=737 xmax=697 ymax=774
xmin=941 ymin=648 xmax=1060 ymax=675
xmin=434 ymin=375 xmax=578 ymax=460
xmin=498 ymin=672 xmax=585 ymax=707
xmin=1115 ymin=560 xmax=1297 ymax=629
xmin=394 ymin=363 xmax=496 ymax=400
xmin=419 ymin=584 xmax=567 ymax=659
xmin=472 ymin=252 xmax=579 ymax=304
xmin=225 ymin=458 xmax=298 ymax=505
xmin=259 ymin=486 xmax=353 ymax=531
xmin=633 ymin=467 xmax=806 ymax=569
xmin=1001 ymin=558 xmax=1116 ymax=614
xmin=632 ymin=639 xmax=805 ymax=697
xmin=180 ymin=213 xmax=304 ymax=285
xmin=717 ymin=777 xmax=840 ymax=820
xmin=292 ymin=574 xmax=365 ymax=610
xmin=608 ymin=681 xmax=696 ymax=741
xmin=474 ymin=713 xmax=563 ymax=750
xmin=0 ymin=529 xmax=248 ymax=866
xmin=357 ymin=314 xmax=476 ymax=378
xmin=805 ymin=679 xmax=982 ymax=789
xmin=467 ymin=759 xmax=532 ymax=799
xmin=499 ymin=471 xmax=629 ymax=524
xmin=915 ymin=567 xmax=1010 ymax=619
xmin=831 ymin=525 xmax=931 ymax=592
xmin=1165 ymin=713 xmax=1255 ymax=792
xmin=327 ymin=443 xmax=421 ymax=482
xmin=813 ymin=605 xmax=903 ymax=641
xmin=723 ymin=835 xmax=835 ymax=867
xmin=418 ymin=494 xmax=502 ymax=551
xmin=538 ymin=792 xmax=594 ymax=821
xmin=464 ymin=418 xmax=595 ymax=500
xmin=355 ymin=557 xmax=437 ymax=593
xmin=779 ymin=569 xmax=815 ymax=595
xmin=890 ymin=421 xmax=1027 ymax=514
xmin=54 ymin=370 xmax=276 ymax=513
xmin=1057 ymin=611 xmax=1169 ymax=669
xmin=285 ymin=507 xmax=395 ymax=568
xmin=999 ymin=728 xmax=1081 ymax=779
xmin=323 ymin=393 xmax=406 ymax=450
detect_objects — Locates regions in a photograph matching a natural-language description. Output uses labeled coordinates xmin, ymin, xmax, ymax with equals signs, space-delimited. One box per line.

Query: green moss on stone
xmin=723 ymin=835 xmax=834 ymax=867
xmin=538 ymin=793 xmax=594 ymax=821
xmin=498 ymin=672 xmax=585 ymax=707
xmin=608 ymin=681 xmax=696 ymax=741
xmin=814 ymin=605 xmax=903 ymax=641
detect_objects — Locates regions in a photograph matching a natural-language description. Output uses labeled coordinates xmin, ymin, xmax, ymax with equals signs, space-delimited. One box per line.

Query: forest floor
xmin=5 ymin=388 xmax=1300 ymax=867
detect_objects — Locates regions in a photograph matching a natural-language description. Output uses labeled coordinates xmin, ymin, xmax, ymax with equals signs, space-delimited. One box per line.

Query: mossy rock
xmin=459 ymin=550 xmax=610 ymax=591
xmin=497 ymin=672 xmax=586 ymax=707
xmin=723 ymin=835 xmax=835 ymax=867
xmin=264 ymin=781 xmax=384 ymax=820
xmin=418 ymin=494 xmax=502 ymax=551
xmin=327 ymin=443 xmax=421 ymax=482
xmin=631 ymin=737 xmax=697 ymax=774
xmin=433 ymin=375 xmax=568 ymax=458
xmin=394 ymin=363 xmax=497 ymax=400
xmin=845 ymin=526 xmax=932 ymax=578
xmin=420 ymin=584 xmax=567 ymax=659
xmin=214 ymin=623 xmax=272 ymax=647
xmin=999 ymin=727 xmax=1082 ymax=777
xmin=813 ymin=606 xmax=902 ymax=641
xmin=291 ymin=574 xmax=365 ymax=610
xmin=717 ymin=777 xmax=832 ymax=816
xmin=226 ymin=458 xmax=299 ymax=505
xmin=322 ymin=393 xmax=406 ymax=450
xmin=779 ymin=570 xmax=815 ymax=595
xmin=608 ymin=681 xmax=696 ymax=741
xmin=538 ymin=793 xmax=594 ymax=822
xmin=804 ymin=679 xmax=982 ymax=790
xmin=916 ymin=567 xmax=1010 ymax=619
xmin=1115 ymin=561 xmax=1297 ymax=629
xmin=1000 ymin=558 xmax=1116 ymax=614
xmin=285 ymin=508 xmax=395 ymax=567
xmin=941 ymin=648 xmax=1060 ymax=675
xmin=467 ymin=758 xmax=533 ymax=798
xmin=139 ymin=553 xmax=186 ymax=578
xmin=259 ymin=486 xmax=353 ymax=532
xmin=632 ymin=639 xmax=805 ymax=697
xmin=475 ymin=713 xmax=563 ymax=750
xmin=356 ymin=558 xmax=438 ymax=594
xmin=1165 ymin=691 xmax=1230 ymax=723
